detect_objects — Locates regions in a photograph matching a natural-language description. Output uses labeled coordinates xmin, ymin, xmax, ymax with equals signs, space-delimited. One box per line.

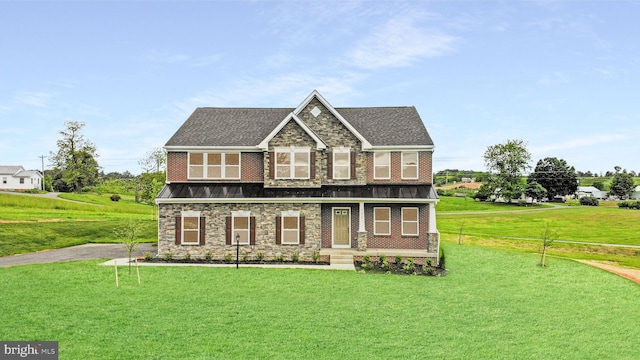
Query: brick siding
xmin=366 ymin=151 xmax=433 ymax=184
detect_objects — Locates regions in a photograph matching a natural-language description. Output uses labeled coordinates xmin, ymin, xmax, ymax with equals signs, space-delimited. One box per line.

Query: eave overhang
xmin=155 ymin=183 xmax=439 ymax=205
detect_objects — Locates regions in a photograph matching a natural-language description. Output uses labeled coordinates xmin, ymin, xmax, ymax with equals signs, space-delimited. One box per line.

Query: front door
xmin=332 ymin=208 xmax=350 ymax=248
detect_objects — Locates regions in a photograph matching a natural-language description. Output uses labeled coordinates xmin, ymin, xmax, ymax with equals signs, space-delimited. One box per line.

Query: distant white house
xmin=0 ymin=166 xmax=43 ymax=191
xmin=631 ymin=186 xmax=640 ymax=200
xmin=576 ymin=186 xmax=608 ymax=200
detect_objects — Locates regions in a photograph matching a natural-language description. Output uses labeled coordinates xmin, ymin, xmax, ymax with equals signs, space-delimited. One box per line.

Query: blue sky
xmin=1 ymin=1 xmax=639 ymax=175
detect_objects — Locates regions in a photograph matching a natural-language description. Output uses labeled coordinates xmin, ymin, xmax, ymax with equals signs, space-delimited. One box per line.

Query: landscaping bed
xmin=140 ymin=255 xmax=331 ymax=266
xmin=354 ymin=254 xmax=446 ymax=276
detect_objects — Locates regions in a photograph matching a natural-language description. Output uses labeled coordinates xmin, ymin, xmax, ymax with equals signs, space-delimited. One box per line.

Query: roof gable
xmin=258 ymin=113 xmax=327 ymax=150
xmin=294 ymin=90 xmax=372 ymax=149
xmin=164 ymin=91 xmax=434 ymax=150
xmin=0 ymin=166 xmax=25 ymax=175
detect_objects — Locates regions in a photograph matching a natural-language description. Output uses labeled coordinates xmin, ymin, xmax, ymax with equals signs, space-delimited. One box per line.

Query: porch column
xmin=358 ymin=202 xmax=366 ymax=232
xmin=428 ymin=202 xmax=438 ymax=232
xmin=357 ymin=202 xmax=367 ymax=251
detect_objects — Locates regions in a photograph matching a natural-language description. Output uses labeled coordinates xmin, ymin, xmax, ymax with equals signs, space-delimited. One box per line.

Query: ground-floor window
xmin=401 ymin=207 xmax=419 ymax=236
xmin=276 ymin=210 xmax=305 ymax=245
xmin=232 ymin=211 xmax=251 ymax=245
xmin=181 ymin=211 xmax=201 ymax=245
xmin=373 ymin=207 xmax=391 ymax=235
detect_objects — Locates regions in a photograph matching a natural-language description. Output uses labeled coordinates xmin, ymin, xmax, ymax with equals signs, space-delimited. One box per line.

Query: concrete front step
xmin=330 ymin=254 xmax=356 ymax=270
xmin=330 ymin=255 xmax=354 ymax=264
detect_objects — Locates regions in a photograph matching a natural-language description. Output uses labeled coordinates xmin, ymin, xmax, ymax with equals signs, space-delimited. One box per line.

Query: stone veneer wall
xmin=264 ymin=121 xmax=320 ymax=188
xmin=297 ymin=98 xmax=367 ymax=186
xmin=366 ymin=151 xmax=433 ymax=184
xmin=158 ymin=202 xmax=321 ymax=261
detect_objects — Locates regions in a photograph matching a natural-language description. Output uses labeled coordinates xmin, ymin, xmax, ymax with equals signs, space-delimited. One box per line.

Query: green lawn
xmin=438 ymin=206 xmax=640 ymax=245
xmin=0 ymin=193 xmax=156 ymax=256
xmin=0 ymin=244 xmax=638 ymax=359
xmin=437 ymin=197 xmax=640 ymax=268
xmin=435 ymin=195 xmax=553 ymax=212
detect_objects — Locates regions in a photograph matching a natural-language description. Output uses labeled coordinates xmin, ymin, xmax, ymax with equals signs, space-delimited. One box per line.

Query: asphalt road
xmin=0 ymin=243 xmax=156 ymax=267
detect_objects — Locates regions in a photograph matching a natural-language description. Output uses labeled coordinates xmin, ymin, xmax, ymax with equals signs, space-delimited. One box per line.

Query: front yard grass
xmin=0 ymin=244 xmax=638 ymax=359
xmin=438 ymin=201 xmax=640 ymax=268
xmin=438 ymin=206 xmax=640 ymax=245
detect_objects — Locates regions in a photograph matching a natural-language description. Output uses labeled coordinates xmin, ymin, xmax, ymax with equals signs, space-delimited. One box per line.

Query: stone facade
xmin=158 ymin=202 xmax=321 ymax=261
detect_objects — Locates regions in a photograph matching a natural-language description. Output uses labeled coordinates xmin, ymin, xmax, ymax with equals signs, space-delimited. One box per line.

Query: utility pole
xmin=39 ymin=155 xmax=46 ymax=191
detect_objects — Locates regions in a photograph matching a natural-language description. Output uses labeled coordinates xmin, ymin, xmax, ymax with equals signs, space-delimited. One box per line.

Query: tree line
xmin=475 ymin=139 xmax=637 ymax=202
xmin=46 ymin=120 xmax=166 ymax=204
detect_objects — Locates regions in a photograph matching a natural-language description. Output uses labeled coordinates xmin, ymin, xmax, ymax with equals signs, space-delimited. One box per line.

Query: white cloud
xmin=531 ymin=133 xmax=628 ymax=154
xmin=170 ymin=72 xmax=362 ymax=114
xmin=347 ymin=12 xmax=459 ymax=69
xmin=13 ymin=91 xmax=56 ymax=107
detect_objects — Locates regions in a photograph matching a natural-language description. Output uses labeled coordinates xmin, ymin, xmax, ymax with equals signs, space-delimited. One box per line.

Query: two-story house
xmin=156 ymin=90 xmax=439 ymax=263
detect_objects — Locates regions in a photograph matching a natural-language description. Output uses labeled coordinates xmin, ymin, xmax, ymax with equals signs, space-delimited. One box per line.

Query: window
xmin=373 ymin=207 xmax=391 ymax=235
xmin=402 ymin=152 xmax=419 ymax=179
xmin=181 ymin=211 xmax=201 ymax=245
xmin=189 ymin=153 xmax=204 ymax=178
xmin=19 ymin=178 xmax=25 ymax=184
xmin=232 ymin=211 xmax=250 ymax=245
xmin=277 ymin=211 xmax=304 ymax=245
xmin=2 ymin=177 xmax=6 ymax=184
xmin=226 ymin=212 xmax=255 ymax=245
xmin=333 ymin=149 xmax=350 ymax=180
xmin=275 ymin=148 xmax=309 ymax=179
xmin=189 ymin=152 xmax=241 ymax=179
xmin=374 ymin=152 xmax=390 ymax=179
xmin=282 ymin=215 xmax=300 ymax=244
xmin=401 ymin=208 xmax=419 ymax=236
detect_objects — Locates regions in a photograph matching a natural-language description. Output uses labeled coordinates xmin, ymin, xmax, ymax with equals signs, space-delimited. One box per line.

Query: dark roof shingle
xmin=157 ymin=183 xmax=438 ymax=200
xmin=165 ymin=105 xmax=433 ymax=147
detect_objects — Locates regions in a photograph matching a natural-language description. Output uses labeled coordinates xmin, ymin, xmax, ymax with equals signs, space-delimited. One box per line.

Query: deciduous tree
xmin=527 ymin=157 xmax=578 ymax=200
xmin=483 ymin=139 xmax=531 ymax=202
xmin=610 ymin=173 xmax=635 ymax=199
xmin=139 ymin=147 xmax=167 ymax=173
xmin=525 ymin=181 xmax=547 ymax=203
xmin=49 ymin=120 xmax=100 ymax=193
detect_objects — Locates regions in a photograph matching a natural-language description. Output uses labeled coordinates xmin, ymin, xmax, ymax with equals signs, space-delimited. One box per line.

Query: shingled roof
xmin=157 ymin=183 xmax=438 ymax=201
xmin=165 ymin=96 xmax=433 ymax=148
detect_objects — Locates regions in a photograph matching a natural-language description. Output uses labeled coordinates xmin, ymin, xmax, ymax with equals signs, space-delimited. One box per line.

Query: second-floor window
xmin=188 ymin=152 xmax=240 ymax=180
xmin=374 ymin=152 xmax=390 ymax=179
xmin=275 ymin=148 xmax=310 ymax=179
xmin=333 ymin=149 xmax=351 ymax=180
xmin=402 ymin=152 xmax=419 ymax=179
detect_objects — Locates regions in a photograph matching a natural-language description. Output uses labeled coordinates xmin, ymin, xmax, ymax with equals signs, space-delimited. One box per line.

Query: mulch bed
xmin=354 ymin=260 xmax=446 ymax=276
xmin=140 ymin=258 xmax=330 ymax=266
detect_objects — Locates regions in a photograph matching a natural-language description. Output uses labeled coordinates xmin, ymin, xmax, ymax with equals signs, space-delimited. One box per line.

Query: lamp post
xmin=235 ymin=233 xmax=240 ymax=269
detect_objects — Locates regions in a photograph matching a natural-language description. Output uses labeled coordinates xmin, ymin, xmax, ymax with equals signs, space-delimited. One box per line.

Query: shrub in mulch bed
xmin=140 ymin=252 xmax=330 ymax=266
xmin=354 ymin=254 xmax=446 ymax=276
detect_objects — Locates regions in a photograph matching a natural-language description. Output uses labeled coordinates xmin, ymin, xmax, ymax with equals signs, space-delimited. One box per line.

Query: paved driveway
xmin=0 ymin=243 xmax=156 ymax=267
